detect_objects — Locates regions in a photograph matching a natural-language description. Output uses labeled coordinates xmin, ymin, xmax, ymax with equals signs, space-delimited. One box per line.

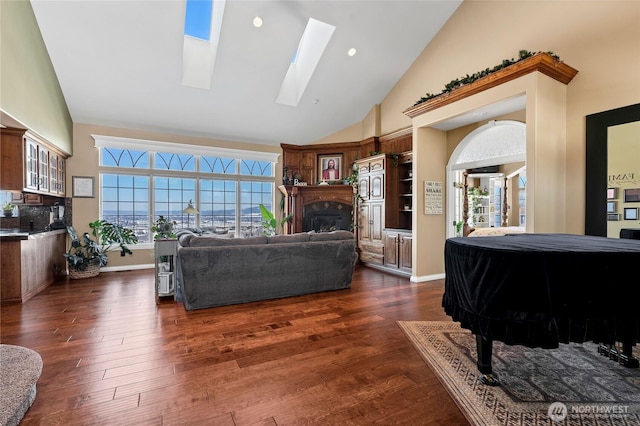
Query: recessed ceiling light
xmin=253 ymin=16 xmax=263 ymax=28
xmin=347 ymin=48 xmax=357 ymax=57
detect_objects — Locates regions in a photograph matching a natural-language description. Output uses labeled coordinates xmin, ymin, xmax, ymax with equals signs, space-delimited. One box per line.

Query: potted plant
xmin=64 ymin=219 xmax=138 ymax=279
xmin=2 ymin=201 xmax=15 ymax=218
xmin=151 ymin=215 xmax=177 ymax=240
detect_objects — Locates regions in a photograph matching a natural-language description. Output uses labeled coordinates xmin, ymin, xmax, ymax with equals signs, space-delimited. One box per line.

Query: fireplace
xmin=303 ymin=201 xmax=352 ymax=232
xmin=286 ymin=185 xmax=354 ymax=234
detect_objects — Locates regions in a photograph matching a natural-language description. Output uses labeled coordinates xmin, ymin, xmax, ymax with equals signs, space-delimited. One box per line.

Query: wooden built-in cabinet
xmin=281 ymin=127 xmax=413 ymax=276
xmin=355 ymin=154 xmax=387 ymax=266
xmin=1 ymin=127 xmax=66 ymax=197
xmin=384 ymin=229 xmax=412 ymax=274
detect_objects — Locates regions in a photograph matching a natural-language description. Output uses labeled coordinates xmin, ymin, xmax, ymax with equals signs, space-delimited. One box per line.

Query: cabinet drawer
xmin=360 ymin=251 xmax=384 ymax=265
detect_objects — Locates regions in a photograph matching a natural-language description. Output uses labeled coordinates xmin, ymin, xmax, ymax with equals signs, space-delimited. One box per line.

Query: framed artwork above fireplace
xmin=318 ymin=154 xmax=343 ymax=183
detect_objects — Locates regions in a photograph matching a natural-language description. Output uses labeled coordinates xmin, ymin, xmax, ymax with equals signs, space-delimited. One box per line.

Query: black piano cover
xmin=443 ymin=233 xmax=640 ymax=348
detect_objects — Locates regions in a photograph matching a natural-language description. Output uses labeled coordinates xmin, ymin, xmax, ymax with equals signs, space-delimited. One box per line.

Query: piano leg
xmin=476 ymin=335 xmax=500 ymax=386
xmin=597 ymin=342 xmax=639 ymax=368
xmin=620 ymin=340 xmax=640 ymax=368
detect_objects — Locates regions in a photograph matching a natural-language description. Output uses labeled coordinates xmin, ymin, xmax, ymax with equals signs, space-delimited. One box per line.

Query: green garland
xmin=412 ymin=50 xmax=561 ymax=107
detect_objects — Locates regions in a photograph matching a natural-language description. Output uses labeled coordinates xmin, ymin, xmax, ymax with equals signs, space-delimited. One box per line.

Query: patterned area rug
xmin=398 ymin=321 xmax=640 ymax=426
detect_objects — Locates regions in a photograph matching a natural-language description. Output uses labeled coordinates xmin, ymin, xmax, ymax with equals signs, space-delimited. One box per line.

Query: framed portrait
xmin=606 ymin=201 xmax=616 ymax=213
xmin=624 ymin=188 xmax=640 ymax=202
xmin=624 ymin=207 xmax=638 ymax=220
xmin=318 ymin=154 xmax=342 ymax=183
xmin=607 ymin=187 xmax=617 ymax=199
xmin=72 ymin=176 xmax=95 ymax=198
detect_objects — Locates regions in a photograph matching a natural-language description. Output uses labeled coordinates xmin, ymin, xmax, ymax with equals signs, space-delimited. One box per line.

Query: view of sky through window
xmin=184 ymin=0 xmax=213 ymax=41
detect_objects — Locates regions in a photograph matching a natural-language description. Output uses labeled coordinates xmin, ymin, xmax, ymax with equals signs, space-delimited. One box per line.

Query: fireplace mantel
xmin=286 ymin=185 xmax=354 ymax=233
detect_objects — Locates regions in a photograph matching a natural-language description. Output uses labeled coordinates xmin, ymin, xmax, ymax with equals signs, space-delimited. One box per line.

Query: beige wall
xmin=71 ymin=123 xmax=281 ymax=269
xmin=324 ymin=1 xmax=639 ymax=279
xmin=0 ymin=0 xmax=73 ymax=154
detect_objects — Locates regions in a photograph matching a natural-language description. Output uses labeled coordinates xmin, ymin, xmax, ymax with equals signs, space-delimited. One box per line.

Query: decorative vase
xmin=3 ymin=210 xmax=13 ymax=218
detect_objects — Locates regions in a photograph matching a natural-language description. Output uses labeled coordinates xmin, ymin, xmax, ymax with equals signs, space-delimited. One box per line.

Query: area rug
xmin=398 ymin=321 xmax=640 ymax=426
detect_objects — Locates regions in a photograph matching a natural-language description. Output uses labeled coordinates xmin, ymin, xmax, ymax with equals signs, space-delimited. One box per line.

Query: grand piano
xmin=443 ymin=233 xmax=640 ymax=385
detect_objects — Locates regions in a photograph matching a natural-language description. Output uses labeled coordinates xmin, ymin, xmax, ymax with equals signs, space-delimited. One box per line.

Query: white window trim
xmin=92 ymin=134 xmax=280 ymax=164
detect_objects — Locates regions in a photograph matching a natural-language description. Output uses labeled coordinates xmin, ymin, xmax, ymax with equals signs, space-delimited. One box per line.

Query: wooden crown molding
xmin=403 ymin=52 xmax=579 ymax=118
xmin=378 ymin=126 xmax=412 ymax=142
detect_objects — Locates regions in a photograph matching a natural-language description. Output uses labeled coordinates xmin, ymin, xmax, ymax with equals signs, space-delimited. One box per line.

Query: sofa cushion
xmin=267 ymin=233 xmax=311 ymax=244
xmin=308 ymin=230 xmax=355 ymax=241
xmin=184 ymin=235 xmax=268 ymax=247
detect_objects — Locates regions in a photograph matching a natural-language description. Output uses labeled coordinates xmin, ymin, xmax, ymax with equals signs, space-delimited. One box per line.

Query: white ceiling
xmin=29 ymin=0 xmax=462 ymax=147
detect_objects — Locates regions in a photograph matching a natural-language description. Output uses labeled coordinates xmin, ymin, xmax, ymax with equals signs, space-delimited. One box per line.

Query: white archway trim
xmin=445 ymin=120 xmax=526 ymax=238
xmin=448 ymin=120 xmax=526 ymax=170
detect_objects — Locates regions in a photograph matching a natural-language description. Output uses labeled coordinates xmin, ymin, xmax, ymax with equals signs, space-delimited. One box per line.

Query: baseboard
xmin=410 ymin=273 xmax=445 ymax=283
xmin=98 ymin=263 xmax=155 ymax=273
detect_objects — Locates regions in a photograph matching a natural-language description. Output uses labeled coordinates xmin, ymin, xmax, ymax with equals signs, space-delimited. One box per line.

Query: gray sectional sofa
xmin=176 ymin=230 xmax=358 ymax=310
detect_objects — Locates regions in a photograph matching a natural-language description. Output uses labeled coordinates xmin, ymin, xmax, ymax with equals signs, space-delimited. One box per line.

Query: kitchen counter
xmin=0 ymin=228 xmax=65 ymax=240
xmin=0 ymin=229 xmax=67 ymax=303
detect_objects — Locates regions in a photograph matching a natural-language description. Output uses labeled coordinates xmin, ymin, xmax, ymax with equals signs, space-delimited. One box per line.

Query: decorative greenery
xmin=259 ymin=204 xmax=292 ymax=236
xmin=455 ymin=220 xmax=464 ymax=237
xmin=64 ymin=220 xmax=138 ymax=270
xmin=468 ymin=186 xmax=489 ymax=226
xmin=2 ymin=201 xmax=15 ymax=212
xmin=345 ymin=162 xmax=359 ymax=186
xmin=151 ymin=215 xmax=177 ymax=240
xmin=367 ymin=151 xmax=399 ymax=167
xmin=412 ymin=50 xmax=561 ymax=107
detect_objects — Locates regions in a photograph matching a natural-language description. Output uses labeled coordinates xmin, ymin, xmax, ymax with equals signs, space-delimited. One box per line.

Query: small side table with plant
xmin=151 ymin=216 xmax=178 ymax=302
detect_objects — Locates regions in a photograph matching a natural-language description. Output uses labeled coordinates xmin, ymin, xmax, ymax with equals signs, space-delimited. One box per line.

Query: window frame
xmin=94 ymin=135 xmax=278 ymax=249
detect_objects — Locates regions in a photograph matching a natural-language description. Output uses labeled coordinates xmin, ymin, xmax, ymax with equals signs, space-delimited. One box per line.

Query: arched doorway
xmin=446 ymin=120 xmax=526 ymax=237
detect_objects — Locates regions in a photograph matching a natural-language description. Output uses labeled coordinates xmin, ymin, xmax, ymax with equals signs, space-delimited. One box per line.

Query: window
xmin=95 ymin=136 xmax=277 ymax=245
xmin=519 ymin=173 xmax=527 ymax=226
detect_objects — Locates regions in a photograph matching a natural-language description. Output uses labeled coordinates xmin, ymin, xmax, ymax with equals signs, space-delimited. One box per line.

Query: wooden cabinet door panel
xmin=399 ymin=234 xmax=412 ymax=271
xmin=358 ymin=203 xmax=370 ymax=241
xmin=384 ymin=232 xmax=398 ymax=267
xmin=370 ymin=172 xmax=384 ymax=200
xmin=370 ymin=202 xmax=384 ymax=242
xmin=0 ymin=128 xmax=26 ymax=191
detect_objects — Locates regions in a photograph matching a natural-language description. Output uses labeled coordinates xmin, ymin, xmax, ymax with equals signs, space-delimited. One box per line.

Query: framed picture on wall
xmin=72 ymin=176 xmax=95 ymax=198
xmin=318 ymin=154 xmax=342 ymax=183
xmin=624 ymin=188 xmax=640 ymax=202
xmin=607 ymin=213 xmax=620 ymax=221
xmin=624 ymin=207 xmax=638 ymax=220
xmin=607 ymin=201 xmax=616 ymax=213
xmin=607 ymin=187 xmax=617 ymax=199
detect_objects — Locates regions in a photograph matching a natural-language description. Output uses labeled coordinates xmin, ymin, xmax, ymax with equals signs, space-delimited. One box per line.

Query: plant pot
xmin=68 ymin=260 xmax=100 ymax=280
xmin=3 ymin=210 xmax=13 ymax=218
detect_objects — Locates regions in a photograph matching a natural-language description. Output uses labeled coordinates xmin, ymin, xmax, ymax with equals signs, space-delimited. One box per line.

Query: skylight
xmin=276 ymin=18 xmax=336 ymax=107
xmin=184 ymin=0 xmax=212 ymax=41
xmin=181 ymin=0 xmax=226 ymax=90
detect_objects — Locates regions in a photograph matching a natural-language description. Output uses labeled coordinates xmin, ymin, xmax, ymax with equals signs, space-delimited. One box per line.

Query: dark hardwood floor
xmin=1 ymin=265 xmax=469 ymax=425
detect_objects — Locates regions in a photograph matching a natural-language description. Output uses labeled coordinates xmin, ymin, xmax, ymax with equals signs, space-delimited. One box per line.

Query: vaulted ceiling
xmin=30 ymin=0 xmax=462 ymax=146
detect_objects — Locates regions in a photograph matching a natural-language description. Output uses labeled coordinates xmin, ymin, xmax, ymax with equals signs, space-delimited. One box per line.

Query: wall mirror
xmin=585 ymin=103 xmax=640 ymax=237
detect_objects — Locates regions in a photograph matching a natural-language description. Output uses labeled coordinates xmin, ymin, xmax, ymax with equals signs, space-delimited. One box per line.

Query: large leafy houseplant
xmin=259 ymin=204 xmax=292 ymax=236
xmin=64 ymin=220 xmax=138 ymax=273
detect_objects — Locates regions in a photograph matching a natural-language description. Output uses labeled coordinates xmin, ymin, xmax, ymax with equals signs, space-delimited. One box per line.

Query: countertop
xmin=0 ymin=228 xmax=66 ymax=241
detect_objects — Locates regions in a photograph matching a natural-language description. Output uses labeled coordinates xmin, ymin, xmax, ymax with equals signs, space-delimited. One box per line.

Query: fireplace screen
xmin=302 ymin=201 xmax=352 ymax=232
